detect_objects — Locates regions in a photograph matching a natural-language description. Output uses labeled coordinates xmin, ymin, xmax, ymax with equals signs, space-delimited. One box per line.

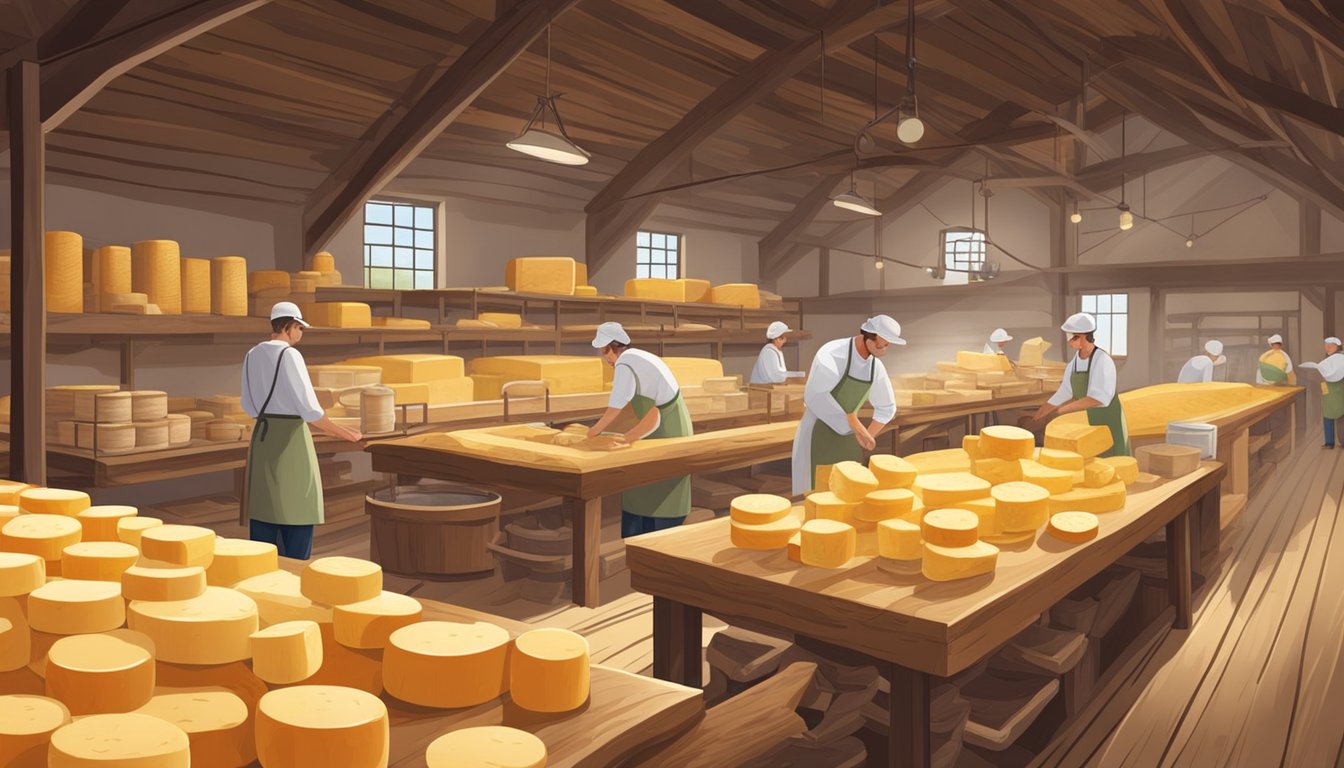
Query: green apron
xmin=1072 ymin=348 xmax=1131 ymax=458
xmin=243 ymin=346 xmax=324 ymax=526
xmin=1258 ymin=349 xmax=1289 ymax=384
xmin=809 ymin=341 xmax=874 ymax=489
xmin=620 ymin=365 xmax=692 ymax=519
xmin=1323 ymin=353 xmax=1344 ymax=419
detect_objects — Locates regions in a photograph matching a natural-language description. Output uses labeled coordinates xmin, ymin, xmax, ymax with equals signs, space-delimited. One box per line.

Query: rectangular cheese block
xmin=427 ymin=377 xmax=474 ymax=405
xmin=575 ymin=261 xmax=588 ymax=286
xmin=708 ymin=283 xmax=761 ymax=309
xmin=383 ymin=383 xmax=430 ymax=406
xmin=470 ymin=374 xmax=507 ymax=400
xmin=625 ymin=278 xmax=683 ymax=302
xmin=297 ymin=302 xmax=371 ymax=328
xmin=342 ymin=354 xmax=465 ymax=383
xmin=574 ymin=285 xmax=599 ymax=297
xmin=678 ymin=279 xmax=711 ymax=303
xmin=1044 ymin=422 xmax=1114 ymax=458
xmin=663 ymin=357 xmax=725 ymax=389
xmin=956 ymin=351 xmax=1013 ymax=372
xmin=702 ymin=377 xmax=740 ymax=395
xmin=371 ymin=317 xmax=431 ymax=330
xmin=506 ymin=257 xmax=576 ymax=295
xmin=1135 ymin=444 xmax=1202 ymax=478
xmin=1049 ymin=481 xmax=1127 ymax=514
xmin=1019 ymin=337 xmax=1052 ymax=367
xmin=467 ymin=355 xmax=603 ymax=395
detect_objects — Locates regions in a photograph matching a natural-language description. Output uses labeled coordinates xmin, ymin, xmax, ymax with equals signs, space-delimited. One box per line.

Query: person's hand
xmin=1031 ymin=404 xmax=1053 ymax=423
xmin=619 ymin=431 xmax=638 ymax=445
xmin=587 ymin=425 xmax=603 ymax=438
xmin=854 ymin=429 xmax=876 ymax=452
xmin=342 ymin=427 xmax=363 ymax=443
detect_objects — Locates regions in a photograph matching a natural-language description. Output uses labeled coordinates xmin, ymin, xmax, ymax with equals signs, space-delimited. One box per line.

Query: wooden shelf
xmin=1249 ymin=433 xmax=1271 ymax=455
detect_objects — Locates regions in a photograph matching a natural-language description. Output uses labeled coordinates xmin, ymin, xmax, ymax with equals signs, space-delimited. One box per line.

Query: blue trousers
xmin=1327 ymin=418 xmax=1337 ymax=447
xmin=250 ymin=520 xmax=314 ymax=560
xmin=621 ymin=512 xmax=685 ymax=538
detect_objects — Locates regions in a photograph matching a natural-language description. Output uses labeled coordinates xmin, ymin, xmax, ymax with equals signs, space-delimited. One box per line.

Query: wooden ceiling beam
xmin=757 ymin=172 xmax=848 ymax=274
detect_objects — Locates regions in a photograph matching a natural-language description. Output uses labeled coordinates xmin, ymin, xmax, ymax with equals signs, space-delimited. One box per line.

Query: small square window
xmin=364 ymin=200 xmax=435 ymax=290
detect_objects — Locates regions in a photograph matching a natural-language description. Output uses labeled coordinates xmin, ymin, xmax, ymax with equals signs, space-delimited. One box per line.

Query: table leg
xmin=569 ymin=497 xmax=602 ymax=607
xmin=888 ymin=663 xmax=931 ymax=768
xmin=1197 ymin=487 xmax=1221 ymax=570
xmin=652 ymin=596 xmax=701 ymax=687
xmin=1167 ymin=507 xmax=1193 ymax=630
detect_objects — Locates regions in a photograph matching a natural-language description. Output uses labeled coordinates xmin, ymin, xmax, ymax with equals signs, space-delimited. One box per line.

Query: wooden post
xmin=1150 ymin=288 xmax=1166 ymax=386
xmin=9 ymin=60 xmax=45 ymax=485
xmin=888 ymin=662 xmax=931 ymax=767
xmin=120 ymin=341 xmax=136 ymax=390
xmin=1301 ymin=201 xmax=1321 ymax=257
xmin=818 ymin=247 xmax=830 ymax=297
xmin=1326 ymin=287 xmax=1336 ymax=339
xmin=570 ymin=496 xmax=602 ymax=607
xmin=1167 ymin=508 xmax=1193 ymax=630
xmin=652 ymin=596 xmax=701 ymax=687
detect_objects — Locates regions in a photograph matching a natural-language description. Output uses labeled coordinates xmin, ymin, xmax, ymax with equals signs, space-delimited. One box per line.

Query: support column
xmin=819 ymin=247 xmax=830 ymax=297
xmin=1149 ymin=288 xmax=1166 ymax=386
xmin=9 ymin=60 xmax=45 ymax=485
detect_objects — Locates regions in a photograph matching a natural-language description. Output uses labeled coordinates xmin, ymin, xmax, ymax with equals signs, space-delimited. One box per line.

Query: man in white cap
xmin=750 ymin=321 xmax=806 ymax=385
xmin=983 ymin=328 xmax=1013 ymax=355
xmin=1298 ymin=337 xmax=1344 ymax=448
xmin=240 ymin=302 xmax=362 ymax=559
xmin=1177 ymin=339 xmax=1226 ymax=383
xmin=1031 ymin=311 xmax=1130 ymax=457
xmin=792 ymin=315 xmax=901 ymax=495
xmin=587 ymin=321 xmax=694 ymax=536
xmin=1257 ymin=334 xmax=1295 ymax=385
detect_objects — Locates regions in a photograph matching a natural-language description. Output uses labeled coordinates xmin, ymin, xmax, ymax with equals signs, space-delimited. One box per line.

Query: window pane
xmin=415 ymin=249 xmax=433 ymax=270
xmin=636 ymin=264 xmax=649 ymax=279
xmin=369 ymin=267 xmax=393 ymax=289
xmin=667 ymin=235 xmax=679 ymax=249
xmin=364 ymin=225 xmax=392 ymax=245
xmin=414 ymin=270 xmax=433 ymax=290
xmin=395 ymin=206 xmax=413 ymax=227
xmin=395 ymin=248 xmax=413 ymax=268
xmin=652 ymin=233 xmax=666 ymax=249
xmin=637 ymin=231 xmax=650 ymax=247
xmin=370 ymin=246 xmax=392 ymax=267
xmin=394 ymin=227 xmax=412 ymax=246
xmin=1081 ymin=294 xmax=1096 ymax=312
xmin=1095 ymin=324 xmax=1111 ymax=352
xmin=415 ymin=206 xmax=433 ymax=229
xmin=366 ymin=203 xmax=392 ymax=225
xmin=637 ymin=247 xmax=650 ymax=263
xmin=1113 ymin=293 xmax=1128 ymax=312
xmin=1098 ymin=294 xmax=1111 ymax=313
xmin=394 ymin=270 xmax=414 ymax=290
xmin=1113 ymin=319 xmax=1129 ymax=356
xmin=414 ymin=229 xmax=434 ymax=249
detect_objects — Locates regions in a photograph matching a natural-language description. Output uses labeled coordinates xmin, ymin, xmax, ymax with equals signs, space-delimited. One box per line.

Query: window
xmin=1082 ymin=293 xmax=1129 ymax=356
xmin=363 ymin=201 xmax=435 ymax=290
xmin=636 ymin=230 xmax=680 ymax=279
xmin=941 ymin=228 xmax=986 ymax=272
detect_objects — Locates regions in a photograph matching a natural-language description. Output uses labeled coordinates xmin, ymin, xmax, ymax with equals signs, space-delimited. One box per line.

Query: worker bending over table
xmin=750 ymin=321 xmax=806 ymax=385
xmin=1032 ymin=311 xmax=1132 ymax=457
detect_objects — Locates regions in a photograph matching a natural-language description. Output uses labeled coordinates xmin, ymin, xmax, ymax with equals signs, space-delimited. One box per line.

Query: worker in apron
xmin=791 ymin=315 xmax=902 ymax=495
xmin=749 ymin=321 xmax=806 ymax=385
xmin=1257 ymin=334 xmax=1296 ymax=385
xmin=587 ymin=322 xmax=692 ymax=537
xmin=1032 ymin=312 xmax=1131 ymax=457
xmin=1177 ymin=340 xmax=1226 ymax=383
xmin=240 ymin=302 xmax=362 ymax=559
xmin=983 ymin=328 xmax=1013 ymax=355
xmin=1297 ymin=337 xmax=1344 ymax=448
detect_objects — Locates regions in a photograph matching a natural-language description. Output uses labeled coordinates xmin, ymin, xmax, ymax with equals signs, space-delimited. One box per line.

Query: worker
xmin=750 ymin=321 xmax=806 ymax=385
xmin=983 ymin=328 xmax=1013 ymax=355
xmin=1257 ymin=334 xmax=1296 ymax=385
xmin=240 ymin=302 xmax=362 ymax=560
xmin=1177 ymin=340 xmax=1226 ymax=383
xmin=588 ymin=321 xmax=693 ymax=536
xmin=1297 ymin=337 xmax=1344 ymax=448
xmin=1031 ymin=312 xmax=1131 ymax=457
xmin=791 ymin=315 xmax=902 ymax=495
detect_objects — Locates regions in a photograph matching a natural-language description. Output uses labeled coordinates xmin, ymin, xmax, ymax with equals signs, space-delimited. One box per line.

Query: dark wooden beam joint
xmin=9 ymin=60 xmax=46 ymax=484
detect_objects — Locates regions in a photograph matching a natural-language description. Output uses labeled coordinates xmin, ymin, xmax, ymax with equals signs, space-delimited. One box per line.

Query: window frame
xmin=939 ymin=226 xmax=987 ymax=273
xmin=363 ymin=199 xmax=437 ymax=291
xmin=1080 ymin=292 xmax=1129 ymax=358
xmin=635 ymin=229 xmax=682 ymax=279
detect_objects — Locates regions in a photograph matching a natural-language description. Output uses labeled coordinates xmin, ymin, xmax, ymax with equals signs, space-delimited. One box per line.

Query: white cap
xmin=766 ymin=321 xmax=792 ymax=340
xmin=269 ymin=301 xmax=310 ymax=328
xmin=990 ymin=328 xmax=1012 ymax=344
xmin=1205 ymin=340 xmax=1223 ymax=357
xmin=1061 ymin=312 xmax=1097 ymax=334
xmin=1327 ymin=337 xmax=1342 ymax=347
xmin=1268 ymin=334 xmax=1283 ymax=345
xmin=860 ymin=315 xmax=906 ymax=345
xmin=591 ymin=321 xmax=631 ymax=348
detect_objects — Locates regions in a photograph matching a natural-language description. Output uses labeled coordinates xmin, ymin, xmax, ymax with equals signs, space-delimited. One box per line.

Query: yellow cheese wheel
xmin=92 ymin=245 xmax=132 ymax=312
xmin=962 ymin=434 xmax=983 ymax=460
xmin=300 ymin=557 xmax=381 ymax=605
xmin=45 ymin=231 xmax=84 ymax=313
xmin=127 ymin=586 xmax=258 ymax=664
xmin=1048 ymin=511 xmax=1100 ymax=543
xmin=211 ymin=256 xmax=247 ymax=316
xmin=0 ymin=481 xmax=33 ymax=506
xmin=44 ymin=630 xmax=155 ymax=715
xmin=60 ymin=542 xmax=139 ymax=582
xmin=978 ymin=425 xmax=1035 ymax=460
xmin=973 ymin=458 xmax=1021 ymax=485
xmin=131 ymin=240 xmax=183 ymax=315
xmin=17 ymin=488 xmax=89 ymax=517
xmin=0 ymin=694 xmax=70 ymax=765
xmin=121 ymin=565 xmax=206 ymax=602
xmin=729 ymin=494 xmax=791 ymax=525
xmin=869 ymin=455 xmax=917 ymax=489
xmin=49 ymin=712 xmax=190 ymax=767
xmin=858 ymin=489 xmax=916 ymax=523
xmin=179 ymin=257 xmax=211 ymax=314
xmin=135 ymin=690 xmax=255 ymax=768
xmin=76 ymin=505 xmax=137 ymax=542
xmin=332 ymin=591 xmax=423 ymax=650
xmin=803 ymin=491 xmax=859 ymax=523
xmin=730 ymin=513 xmax=802 ymax=550
xmin=311 ymin=252 xmax=336 ymax=273
xmin=959 ymin=497 xmax=998 ymax=537
xmin=1036 ymin=448 xmax=1085 ymax=471
xmin=206 ymin=538 xmax=278 ymax=586
xmin=0 ymin=504 xmax=17 ymax=524
xmin=1019 ymin=459 xmax=1076 ymax=494
xmin=799 ymin=519 xmax=856 ymax=569
xmin=922 ymin=540 xmax=999 ymax=582
xmin=0 ymin=601 xmax=30 ymax=672
xmin=0 ymin=552 xmax=45 ymax=596
xmin=913 ymin=472 xmax=992 ymax=507
xmin=255 ymin=685 xmax=388 ymax=768
xmin=117 ymin=516 xmax=164 ymax=547
xmin=786 ymin=532 xmax=802 ymax=563
xmin=1049 ymin=481 xmax=1127 ymax=514
xmin=1083 ymin=459 xmax=1117 ymax=489
xmin=982 ymin=530 xmax=1035 ymax=546
xmin=384 ymin=621 xmax=511 ymax=708
xmin=233 ymin=570 xmax=333 ymax=626
xmin=991 ymin=482 xmax=1052 ymax=533
xmin=1101 ymin=456 xmax=1140 ymax=485
xmin=426 ymin=726 xmax=547 ymax=768
xmin=140 ymin=525 xmax=216 ymax=568
xmin=877 ymin=518 xmax=922 ymax=561
xmin=510 ymin=627 xmax=590 ymax=713
xmin=920 ymin=508 xmax=980 ymax=548
xmin=249 ymin=620 xmax=323 ymax=684
xmin=829 ymin=460 xmax=879 ymax=502
xmin=813 ymin=464 xmax=834 ymax=491
xmin=1044 ymin=421 xmax=1113 ymax=458
xmin=27 ymin=580 xmax=124 ymax=634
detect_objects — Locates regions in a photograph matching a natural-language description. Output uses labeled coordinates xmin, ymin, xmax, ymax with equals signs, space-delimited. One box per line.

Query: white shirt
xmin=609 ymin=348 xmax=680 ymax=409
xmin=983 ymin=342 xmax=1006 ymax=355
xmin=1256 ymin=349 xmax=1294 ymax=384
xmin=1048 ymin=347 xmax=1118 ymax=408
xmin=803 ymin=337 xmax=897 ymax=432
xmin=750 ymin=343 xmax=804 ymax=385
xmin=1301 ymin=353 xmax=1344 ymax=383
xmin=1177 ymin=355 xmax=1215 ymax=384
xmin=241 ymin=340 xmax=324 ymax=422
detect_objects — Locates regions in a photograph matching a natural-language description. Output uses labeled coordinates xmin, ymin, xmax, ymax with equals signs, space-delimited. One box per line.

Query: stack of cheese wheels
xmin=312 ymin=252 xmax=335 ymax=273
xmin=91 ymin=245 xmax=132 ymax=313
xmin=799 ymin=518 xmax=856 ymax=568
xmin=384 ymin=621 xmax=510 ymax=707
xmin=211 ymin=256 xmax=247 ymax=316
xmin=44 ymin=630 xmax=156 ymax=715
xmin=180 ymin=257 xmax=211 ymax=313
xmin=250 ymin=620 xmax=323 ymax=684
xmin=45 ymin=231 xmax=84 ymax=313
xmin=729 ymin=494 xmax=800 ymax=550
xmin=426 ymin=726 xmax=547 ymax=768
xmin=0 ymin=694 xmax=71 ymax=764
xmin=255 ymin=685 xmax=389 ymax=768
xmin=135 ymin=689 xmax=255 ymax=768
xmin=132 ymin=240 xmax=182 ymax=314
xmin=205 ymin=538 xmax=278 ymax=586
xmin=858 ymin=488 xmax=919 ymax=523
xmin=803 ymin=491 xmax=858 ymax=523
xmin=132 ymin=390 xmax=168 ymax=421
xmin=75 ymin=390 xmax=131 ymax=423
xmin=920 ymin=507 xmax=1000 ymax=582
xmin=77 ymin=505 xmax=137 ymax=542
xmin=510 ymin=627 xmax=590 ymax=713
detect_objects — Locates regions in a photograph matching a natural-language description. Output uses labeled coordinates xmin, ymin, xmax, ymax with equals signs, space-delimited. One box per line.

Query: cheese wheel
xmin=799 ymin=519 xmax=856 ymax=569
xmin=0 ymin=481 xmax=33 ymax=506
xmin=1083 ymin=459 xmax=1117 ymax=489
xmin=991 ymin=482 xmax=1051 ymax=533
xmin=962 ymin=434 xmax=984 ymax=460
xmin=0 ymin=694 xmax=70 ymax=766
xmin=44 ymin=630 xmax=155 ymax=715
xmin=121 ymin=565 xmax=206 ymax=602
xmin=729 ymin=494 xmax=791 ymax=525
xmin=1036 ymin=448 xmax=1085 ymax=471
xmin=49 ymin=712 xmax=190 ymax=767
xmin=248 ymin=270 xmax=290 ymax=294
xmin=332 ymin=591 xmax=422 ymax=650
xmin=384 ymin=621 xmax=511 ymax=708
xmin=179 ymin=257 xmax=211 ymax=314
xmin=972 ymin=458 xmax=1021 ymax=486
xmin=17 ymin=488 xmax=89 ymax=517
xmin=92 ymin=245 xmax=132 ymax=312
xmin=857 ymin=489 xmax=916 ymax=523
xmin=60 ymin=542 xmax=139 ymax=582
xmin=250 ymin=620 xmax=322 ymax=684
xmin=813 ymin=464 xmax=834 ymax=491
xmin=300 ymin=557 xmax=381 ymax=605
xmin=869 ymin=455 xmax=917 ymax=489
xmin=233 ymin=570 xmax=332 ymax=626
xmin=1049 ymin=481 xmax=1127 ymax=514
xmin=28 ymin=629 xmax=60 ymax=678
xmin=27 ymin=580 xmax=124 ymax=635
xmin=311 ymin=252 xmax=336 ymax=273
xmin=135 ymin=690 xmax=255 ymax=768
xmin=127 ymin=587 xmax=258 ymax=664
xmin=1019 ymin=459 xmax=1076 ymax=494
xmin=1044 ymin=422 xmax=1113 ymax=458
xmin=255 ymin=686 xmax=388 ymax=768
xmin=1048 ymin=511 xmax=1100 ymax=543
xmin=510 ymin=628 xmax=590 ymax=713
xmin=206 ymin=538 xmax=278 ymax=586
xmin=829 ymin=460 xmax=879 ymax=502
xmin=117 ymin=516 xmax=164 ymax=547
xmin=45 ymin=231 xmax=83 ymax=313
xmin=76 ymin=505 xmax=137 ymax=542
xmin=131 ymin=240 xmax=182 ymax=315
xmin=982 ymin=530 xmax=1034 ymax=546
xmin=922 ymin=540 xmax=999 ymax=582
xmin=426 ymin=726 xmax=547 ymax=768
xmin=0 ymin=552 xmax=45 ymax=596
xmin=730 ymin=512 xmax=802 ymax=550
xmin=877 ymin=518 xmax=922 ymax=561
xmin=913 ymin=473 xmax=992 ymax=507
xmin=140 ymin=525 xmax=216 ymax=568
xmin=0 ymin=504 xmax=17 ymax=524
xmin=1101 ymin=456 xmax=1140 ymax=485
xmin=804 ymin=492 xmax=859 ymax=523
xmin=920 ymin=508 xmax=980 ymax=548
xmin=0 ymin=599 xmax=30 ymax=672
xmin=786 ymin=532 xmax=802 ymax=563
xmin=211 ymin=256 xmax=247 ymax=316
xmin=959 ymin=497 xmax=998 ymax=537
xmin=978 ymin=425 xmax=1035 ymax=460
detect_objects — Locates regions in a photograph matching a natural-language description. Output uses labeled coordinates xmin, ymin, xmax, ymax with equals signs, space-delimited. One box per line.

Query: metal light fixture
xmin=1186 ymin=235 xmax=1196 ymax=248
xmin=506 ymin=26 xmax=590 ymax=166
xmin=1115 ymin=112 xmax=1131 ymax=231
xmin=1118 ymin=203 xmax=1134 ymax=231
xmin=896 ymin=0 xmax=922 ymax=144
xmin=1070 ymin=203 xmax=1082 ymax=224
xmin=832 ymin=173 xmax=881 ymax=216
xmin=875 ymin=257 xmax=884 ymax=270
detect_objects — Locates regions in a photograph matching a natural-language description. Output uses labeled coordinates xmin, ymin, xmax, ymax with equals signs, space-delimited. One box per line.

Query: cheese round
xmin=828 ymin=460 xmax=880 ymax=502
xmin=135 ymin=690 xmax=255 ymax=768
xmin=1044 ymin=422 xmax=1113 ymax=458
xmin=982 ymin=530 xmax=1035 ymax=546
xmin=0 ymin=596 xmax=30 ymax=672
xmin=233 ymin=570 xmax=333 ymax=625
xmin=922 ymin=540 xmax=999 ymax=582
xmin=49 ymin=713 xmax=190 ymax=768
xmin=17 ymin=488 xmax=89 ymax=517
xmin=1036 ymin=448 xmax=1085 ymax=472
xmin=1083 ymin=460 xmax=1117 ymax=489
xmin=1019 ymin=459 xmax=1076 ymax=494
xmin=510 ymin=628 xmax=590 ymax=713
xmin=1048 ymin=511 xmax=1100 ymax=543
xmin=255 ymin=686 xmax=389 ymax=768
xmin=869 ymin=454 xmax=918 ymax=489
xmin=384 ymin=621 xmax=511 ymax=708
xmin=1049 ymin=481 xmax=1128 ymax=514
xmin=978 ymin=425 xmax=1035 ymax=460
xmin=1 ymin=514 xmax=82 ymax=561
xmin=728 ymin=494 xmax=791 ymax=525
xmin=799 ymin=519 xmax=856 ymax=569
xmin=0 ymin=552 xmax=46 ymax=596
xmin=992 ymin=482 xmax=1052 ymax=533
xmin=206 ymin=538 xmax=278 ymax=586
xmin=116 ymin=516 xmax=164 ymax=547
xmin=60 ymin=542 xmax=139 ymax=582
xmin=250 ymin=620 xmax=323 ymax=684
xmin=804 ymin=491 xmax=859 ymax=523
xmin=1101 ymin=456 xmax=1140 ymax=485
xmin=920 ymin=508 xmax=980 ymax=548
xmin=958 ymin=498 xmax=998 ymax=537
xmin=730 ymin=513 xmax=802 ymax=550
xmin=140 ymin=525 xmax=216 ymax=568
xmin=0 ymin=694 xmax=70 ymax=766
xmin=858 ymin=489 xmax=916 ymax=523
xmin=27 ymin=580 xmax=124 ymax=634
xmin=44 ymin=630 xmax=155 ymax=715
xmin=300 ymin=557 xmax=382 ymax=606
xmin=914 ymin=473 xmax=992 ymax=507
xmin=0 ymin=505 xmax=18 ymax=523
xmin=426 ymin=726 xmax=547 ymax=768
xmin=0 ymin=482 xmax=34 ymax=506
xmin=877 ymin=518 xmax=922 ymax=561
xmin=332 ymin=591 xmax=423 ymax=650
xmin=76 ymin=505 xmax=137 ymax=541
xmin=972 ymin=458 xmax=1022 ymax=486
xmin=127 ymin=586 xmax=258 ymax=664
xmin=121 ymin=565 xmax=206 ymax=602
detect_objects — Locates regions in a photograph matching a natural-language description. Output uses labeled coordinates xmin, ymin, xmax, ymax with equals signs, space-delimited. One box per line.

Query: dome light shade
xmin=506 ymin=127 xmax=590 ymax=166
xmin=896 ymin=115 xmax=925 ymax=144
xmin=1070 ymin=210 xmax=1082 ymax=224
xmin=832 ymin=187 xmax=881 ymax=217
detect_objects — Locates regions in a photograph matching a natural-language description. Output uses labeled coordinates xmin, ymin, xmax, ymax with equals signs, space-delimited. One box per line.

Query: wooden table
xmin=625 ymin=462 xmax=1227 ymax=767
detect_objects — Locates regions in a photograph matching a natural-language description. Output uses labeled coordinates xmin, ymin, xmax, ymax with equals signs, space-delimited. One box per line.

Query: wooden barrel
xmin=360 ymin=386 xmax=395 ymax=435
xmin=364 ymin=485 xmax=501 ymax=577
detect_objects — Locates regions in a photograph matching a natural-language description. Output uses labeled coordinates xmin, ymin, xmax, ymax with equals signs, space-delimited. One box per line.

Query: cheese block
xmin=1044 ymin=421 xmax=1113 ymax=458
xmin=301 ymin=557 xmax=381 ymax=605
xmin=46 ymin=232 xmax=84 ymax=313
xmin=624 ymin=278 xmax=681 ymax=302
xmin=59 ymin=542 xmax=138 ymax=582
xmin=858 ymin=489 xmax=916 ymax=523
xmin=1049 ymin=481 xmax=1127 ymax=514
xmin=1016 ymin=336 xmax=1050 ymax=366
xmin=2 ymin=514 xmax=82 ymax=561
xmin=121 ymin=565 xmax=206 ymax=602
xmin=248 ymin=270 xmax=290 ymax=294
xmin=117 ymin=516 xmax=164 ymax=547
xmin=708 ymin=283 xmax=761 ymax=308
xmin=384 ymin=621 xmax=511 ymax=707
xmin=921 ymin=508 xmax=980 ymax=548
xmin=1083 ymin=460 xmax=1117 ymax=489
xmin=206 ymin=538 xmax=277 ymax=587
xmin=973 ymin=458 xmax=1022 ymax=486
xmin=505 ymin=256 xmax=577 ymax=295
xmin=140 ymin=525 xmax=216 ymax=568
xmin=1036 ymin=448 xmax=1085 ymax=471
xmin=877 ymin=518 xmax=922 ymax=560
xmin=914 ymin=472 xmax=992 ymax=507
xmin=135 ymin=690 xmax=255 ymax=768
xmin=27 ymin=580 xmax=124 ymax=634
xmin=1135 ymin=444 xmax=1202 ymax=478
xmin=0 ymin=694 xmax=69 ymax=765
xmin=956 ymin=350 xmax=1013 ymax=372
xmin=799 ymin=519 xmax=856 ymax=569
xmin=426 ymin=726 xmax=547 ymax=768
xmin=922 ymin=540 xmax=999 ymax=582
xmin=249 ymin=620 xmax=322 ymax=684
xmin=1048 ymin=512 xmax=1100 ymax=543
xmin=729 ymin=494 xmax=791 ymax=526
xmin=0 ymin=553 xmax=45 ymax=596
xmin=510 ymin=628 xmax=590 ymax=713
xmin=991 ymin=482 xmax=1051 ymax=533
xmin=829 ymin=461 xmax=879 ymax=502
xmin=76 ymin=506 xmax=137 ymax=542
xmin=371 ymin=316 xmax=431 ymax=330
xmin=962 ymin=435 xmax=984 ymax=460
xmin=702 ymin=376 xmax=740 ymax=395
xmin=1101 ymin=456 xmax=1140 ymax=485
xmin=477 ymin=312 xmax=523 ymax=328
xmin=233 ymin=570 xmax=332 ymax=626
xmin=786 ymin=532 xmax=801 ymax=563
xmin=905 ymin=449 xmax=972 ymax=475
xmin=256 ymin=685 xmax=388 ymax=768
xmin=978 ymin=425 xmax=1035 ymax=460
xmin=344 ymin=354 xmax=465 ymax=383
xmin=960 ymin=497 xmax=998 ymax=537
xmin=49 ymin=712 xmax=190 ymax=768
xmin=730 ymin=512 xmax=802 ymax=550
xmin=662 ymin=357 xmax=725 ymax=389
xmin=127 ymin=587 xmax=258 ymax=664
xmin=467 ymin=355 xmax=602 ymax=395
xmin=1 ymin=612 xmax=29 ymax=672
xmin=0 ymin=481 xmax=34 ymax=506
xmin=804 ymin=492 xmax=859 ymax=523
xmin=131 ymin=240 xmax=182 ymax=315
xmin=45 ymin=630 xmax=155 ymax=715
xmin=1019 ymin=459 xmax=1076 ymax=494
xmin=18 ymin=488 xmax=90 ymax=517
xmin=574 ymin=284 xmax=599 ymax=297
xmin=332 ymin=591 xmax=422 ymax=650
xmin=814 ymin=464 xmax=833 ymax=491
xmin=297 ymin=302 xmax=372 ymax=328
xmin=869 ymin=455 xmax=917 ymax=489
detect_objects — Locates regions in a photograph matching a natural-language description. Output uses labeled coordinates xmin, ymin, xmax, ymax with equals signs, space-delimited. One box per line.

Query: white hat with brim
xmin=1268 ymin=334 xmax=1284 ymax=345
xmin=766 ymin=321 xmax=792 ymax=340
xmin=1061 ymin=312 xmax=1097 ymax=334
xmin=861 ymin=315 xmax=906 ymax=345
xmin=1328 ymin=337 xmax=1342 ymax=347
xmin=1205 ymin=340 xmax=1223 ymax=357
xmin=990 ymin=328 xmax=1012 ymax=343
xmin=270 ymin=301 xmax=310 ymax=328
xmin=592 ymin=321 xmax=631 ymax=348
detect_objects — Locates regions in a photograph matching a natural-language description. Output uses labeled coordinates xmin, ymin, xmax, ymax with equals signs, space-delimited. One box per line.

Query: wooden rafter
xmin=756 ymin=172 xmax=848 ymax=272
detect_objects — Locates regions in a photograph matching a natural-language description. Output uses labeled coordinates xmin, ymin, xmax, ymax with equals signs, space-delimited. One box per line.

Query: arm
xmin=589 ymin=406 xmax=626 ymax=438
xmin=623 ymin=407 xmax=661 ymax=444
xmin=288 ymin=351 xmax=361 ymax=442
xmin=1057 ymin=352 xmax=1117 ymax=415
xmin=865 ymin=361 xmax=896 ymax=443
xmin=802 ymin=347 xmax=851 ymax=434
xmin=759 ymin=347 xmax=788 ymax=385
xmin=240 ymin=350 xmax=258 ymax=418
xmin=590 ymin=365 xmax=636 ymax=437
xmin=1034 ymin=360 xmax=1075 ymax=420
xmin=310 ymin=413 xmax=362 ymax=442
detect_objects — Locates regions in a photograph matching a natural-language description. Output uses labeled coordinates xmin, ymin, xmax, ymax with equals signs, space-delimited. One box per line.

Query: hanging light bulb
xmin=832 ymin=174 xmax=881 ymax=216
xmin=897 ymin=107 xmax=924 ymax=144
xmin=1118 ymin=204 xmax=1134 ymax=231
xmin=875 ymin=257 xmax=884 ymax=270
xmin=506 ymin=26 xmax=590 ymax=166
xmin=1186 ymin=235 xmax=1196 ymax=248
xmin=1070 ymin=208 xmax=1082 ymax=224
